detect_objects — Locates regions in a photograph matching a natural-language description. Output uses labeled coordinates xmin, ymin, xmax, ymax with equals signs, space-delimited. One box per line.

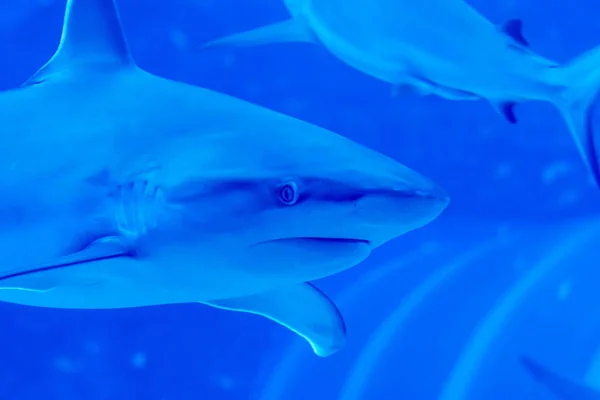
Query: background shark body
xmin=0 ymin=0 xmax=448 ymax=357
xmin=205 ymin=0 xmax=600 ymax=189
xmin=521 ymin=355 xmax=600 ymax=399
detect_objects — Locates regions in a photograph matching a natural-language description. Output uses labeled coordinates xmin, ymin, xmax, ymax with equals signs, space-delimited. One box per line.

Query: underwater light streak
xmin=338 ymin=237 xmax=510 ymax=400
xmin=438 ymin=221 xmax=600 ymax=400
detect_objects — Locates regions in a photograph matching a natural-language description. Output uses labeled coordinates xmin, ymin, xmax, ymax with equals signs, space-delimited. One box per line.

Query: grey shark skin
xmin=205 ymin=0 xmax=600 ymax=188
xmin=0 ymin=0 xmax=448 ymax=357
xmin=520 ymin=355 xmax=600 ymax=399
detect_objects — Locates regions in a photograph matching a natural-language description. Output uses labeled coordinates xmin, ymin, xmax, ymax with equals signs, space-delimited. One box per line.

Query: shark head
xmin=147 ymin=121 xmax=449 ymax=287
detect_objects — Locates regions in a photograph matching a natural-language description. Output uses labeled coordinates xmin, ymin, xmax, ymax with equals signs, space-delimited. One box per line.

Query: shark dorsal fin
xmin=24 ymin=0 xmax=133 ymax=85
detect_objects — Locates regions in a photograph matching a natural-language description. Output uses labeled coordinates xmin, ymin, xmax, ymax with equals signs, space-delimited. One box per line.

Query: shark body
xmin=205 ymin=0 xmax=600 ymax=188
xmin=0 ymin=0 xmax=448 ymax=357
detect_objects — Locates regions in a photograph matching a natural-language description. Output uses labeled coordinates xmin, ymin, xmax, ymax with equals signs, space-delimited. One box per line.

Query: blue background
xmin=1 ymin=0 xmax=600 ymax=398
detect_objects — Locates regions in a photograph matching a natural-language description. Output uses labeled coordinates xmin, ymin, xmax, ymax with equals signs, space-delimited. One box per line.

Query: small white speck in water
xmin=54 ymin=356 xmax=76 ymax=373
xmin=132 ymin=352 xmax=147 ymax=369
xmin=557 ymin=281 xmax=572 ymax=301
xmin=419 ymin=241 xmax=440 ymax=254
xmin=542 ymin=161 xmax=572 ymax=185
xmin=494 ymin=163 xmax=512 ymax=180
xmin=83 ymin=340 xmax=101 ymax=355
xmin=214 ymin=374 xmax=235 ymax=391
xmin=170 ymin=29 xmax=188 ymax=51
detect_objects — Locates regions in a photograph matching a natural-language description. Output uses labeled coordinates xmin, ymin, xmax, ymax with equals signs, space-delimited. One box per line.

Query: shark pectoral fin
xmin=204 ymin=283 xmax=346 ymax=357
xmin=501 ymin=19 xmax=529 ymax=48
xmin=203 ymin=19 xmax=316 ymax=49
xmin=23 ymin=0 xmax=133 ymax=85
xmin=0 ymin=237 xmax=130 ymax=289
xmin=520 ymin=355 xmax=600 ymax=399
xmin=491 ymin=101 xmax=518 ymax=124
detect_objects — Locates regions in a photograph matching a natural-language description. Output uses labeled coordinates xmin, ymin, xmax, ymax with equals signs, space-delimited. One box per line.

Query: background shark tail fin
xmin=520 ymin=355 xmax=600 ymax=399
xmin=551 ymin=45 xmax=600 ymax=189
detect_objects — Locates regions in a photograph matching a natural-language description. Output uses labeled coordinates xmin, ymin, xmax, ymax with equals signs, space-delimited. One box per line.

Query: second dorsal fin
xmin=24 ymin=0 xmax=134 ymax=85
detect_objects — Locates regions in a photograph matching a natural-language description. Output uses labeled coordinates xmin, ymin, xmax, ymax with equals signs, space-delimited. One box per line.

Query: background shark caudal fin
xmin=202 ymin=282 xmax=346 ymax=357
xmin=23 ymin=0 xmax=133 ymax=85
xmin=520 ymin=355 xmax=600 ymax=399
xmin=550 ymin=45 xmax=600 ymax=189
xmin=203 ymin=19 xmax=316 ymax=49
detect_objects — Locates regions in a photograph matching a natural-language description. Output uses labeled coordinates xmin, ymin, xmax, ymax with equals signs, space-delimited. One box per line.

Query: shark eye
xmin=278 ymin=182 xmax=298 ymax=206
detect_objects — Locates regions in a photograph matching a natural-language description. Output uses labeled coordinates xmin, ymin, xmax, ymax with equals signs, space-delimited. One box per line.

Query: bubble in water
xmin=132 ymin=351 xmax=147 ymax=369
xmin=557 ymin=281 xmax=572 ymax=301
xmin=54 ymin=356 xmax=76 ymax=374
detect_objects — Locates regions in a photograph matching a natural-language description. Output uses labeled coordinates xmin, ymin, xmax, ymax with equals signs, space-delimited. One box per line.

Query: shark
xmin=0 ymin=0 xmax=449 ymax=357
xmin=521 ymin=355 xmax=600 ymax=399
xmin=203 ymin=0 xmax=600 ymax=189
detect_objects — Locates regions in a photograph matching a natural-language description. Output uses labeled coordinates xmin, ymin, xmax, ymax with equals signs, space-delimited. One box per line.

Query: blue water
xmin=1 ymin=0 xmax=600 ymax=399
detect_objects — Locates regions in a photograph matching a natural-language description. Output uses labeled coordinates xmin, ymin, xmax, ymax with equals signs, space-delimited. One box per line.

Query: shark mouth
xmin=251 ymin=237 xmax=372 ymax=268
xmin=256 ymin=237 xmax=370 ymax=246
xmin=298 ymin=237 xmax=369 ymax=244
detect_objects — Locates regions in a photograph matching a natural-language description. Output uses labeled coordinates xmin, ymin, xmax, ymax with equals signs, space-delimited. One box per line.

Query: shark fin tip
xmin=203 ymin=282 xmax=346 ymax=358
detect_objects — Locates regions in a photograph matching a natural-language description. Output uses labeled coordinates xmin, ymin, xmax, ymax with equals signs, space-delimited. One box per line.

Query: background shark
xmin=521 ymin=355 xmax=600 ymax=399
xmin=0 ymin=0 xmax=448 ymax=357
xmin=203 ymin=0 xmax=600 ymax=190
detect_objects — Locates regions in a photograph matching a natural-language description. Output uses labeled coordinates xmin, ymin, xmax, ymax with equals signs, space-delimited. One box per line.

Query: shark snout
xmin=376 ymin=163 xmax=449 ymax=206
xmin=399 ymin=181 xmax=450 ymax=204
xmin=375 ymin=179 xmax=449 ymax=218
xmin=354 ymin=170 xmax=449 ymax=247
